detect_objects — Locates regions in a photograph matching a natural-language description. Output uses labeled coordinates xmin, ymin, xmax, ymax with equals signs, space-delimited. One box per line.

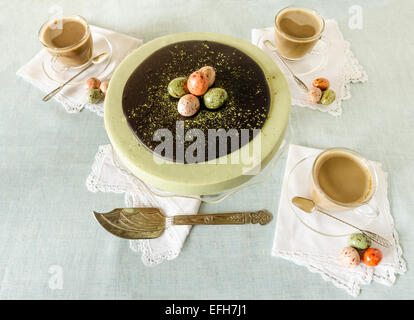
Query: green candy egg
xmin=348 ymin=233 xmax=372 ymax=250
xmin=203 ymin=88 xmax=228 ymax=109
xmin=168 ymin=77 xmax=188 ymax=98
xmin=86 ymin=89 xmax=104 ymax=104
xmin=320 ymin=89 xmax=336 ymax=105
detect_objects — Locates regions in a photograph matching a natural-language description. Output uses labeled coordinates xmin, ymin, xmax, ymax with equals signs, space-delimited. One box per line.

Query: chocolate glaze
xmin=122 ymin=40 xmax=270 ymax=163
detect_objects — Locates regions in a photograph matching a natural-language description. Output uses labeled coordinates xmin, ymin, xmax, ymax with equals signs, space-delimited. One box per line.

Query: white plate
xmin=257 ymin=34 xmax=328 ymax=77
xmin=286 ymin=155 xmax=377 ymax=237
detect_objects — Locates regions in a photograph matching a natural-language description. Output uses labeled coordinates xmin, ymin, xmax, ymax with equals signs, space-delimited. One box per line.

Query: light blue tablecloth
xmin=1 ymin=0 xmax=413 ymax=299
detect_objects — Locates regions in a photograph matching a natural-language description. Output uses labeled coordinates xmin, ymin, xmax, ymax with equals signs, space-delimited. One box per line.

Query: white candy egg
xmin=339 ymin=247 xmax=360 ymax=268
xmin=177 ymin=94 xmax=200 ymax=117
xmin=199 ymin=66 xmax=216 ymax=87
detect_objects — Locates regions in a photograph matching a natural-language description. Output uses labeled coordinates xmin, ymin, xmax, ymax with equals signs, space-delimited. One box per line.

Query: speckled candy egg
xmin=84 ymin=77 xmax=101 ymax=91
xmin=199 ymin=66 xmax=216 ymax=87
xmin=203 ymin=88 xmax=228 ymax=109
xmin=86 ymin=89 xmax=104 ymax=104
xmin=339 ymin=247 xmax=360 ymax=268
xmin=312 ymin=77 xmax=330 ymax=91
xmin=167 ymin=77 xmax=189 ymax=98
xmin=99 ymin=81 xmax=109 ymax=95
xmin=320 ymin=89 xmax=336 ymax=105
xmin=187 ymin=71 xmax=209 ymax=96
xmin=177 ymin=94 xmax=200 ymax=117
xmin=307 ymin=87 xmax=322 ymax=104
xmin=348 ymin=233 xmax=372 ymax=250
xmin=363 ymin=248 xmax=383 ymax=266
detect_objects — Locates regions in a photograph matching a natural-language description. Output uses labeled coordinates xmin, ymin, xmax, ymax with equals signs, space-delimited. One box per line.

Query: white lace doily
xmin=272 ymin=144 xmax=406 ymax=296
xmin=252 ymin=20 xmax=368 ymax=117
xmin=86 ymin=144 xmax=201 ymax=266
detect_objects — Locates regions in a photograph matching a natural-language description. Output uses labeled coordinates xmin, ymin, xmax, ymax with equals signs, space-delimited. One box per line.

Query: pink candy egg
xmin=307 ymin=87 xmax=322 ymax=104
xmin=339 ymin=247 xmax=360 ymax=268
xmin=177 ymin=94 xmax=200 ymax=117
xmin=100 ymin=81 xmax=109 ymax=95
xmin=199 ymin=66 xmax=216 ymax=87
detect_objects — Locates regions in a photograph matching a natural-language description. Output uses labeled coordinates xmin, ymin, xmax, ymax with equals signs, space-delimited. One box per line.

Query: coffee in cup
xmin=311 ymin=148 xmax=376 ymax=212
xmin=274 ymin=6 xmax=325 ymax=60
xmin=39 ymin=15 xmax=93 ymax=67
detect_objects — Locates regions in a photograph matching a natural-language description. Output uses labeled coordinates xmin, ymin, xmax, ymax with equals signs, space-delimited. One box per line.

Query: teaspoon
xmin=263 ymin=40 xmax=308 ymax=92
xmin=42 ymin=52 xmax=110 ymax=102
xmin=292 ymin=196 xmax=392 ymax=248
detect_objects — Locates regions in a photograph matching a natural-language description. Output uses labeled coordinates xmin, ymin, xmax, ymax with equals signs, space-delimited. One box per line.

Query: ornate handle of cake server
xmin=172 ymin=210 xmax=272 ymax=226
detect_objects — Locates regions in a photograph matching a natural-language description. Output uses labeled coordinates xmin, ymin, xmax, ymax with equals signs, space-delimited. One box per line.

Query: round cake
xmin=122 ymin=40 xmax=271 ymax=163
xmin=104 ymin=32 xmax=290 ymax=195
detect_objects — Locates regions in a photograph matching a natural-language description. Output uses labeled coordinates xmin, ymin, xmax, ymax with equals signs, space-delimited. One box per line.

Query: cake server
xmin=93 ymin=208 xmax=272 ymax=239
xmin=292 ymin=196 xmax=392 ymax=248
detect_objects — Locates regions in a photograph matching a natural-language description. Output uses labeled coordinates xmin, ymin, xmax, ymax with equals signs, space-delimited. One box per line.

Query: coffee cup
xmin=38 ymin=15 xmax=93 ymax=67
xmin=310 ymin=148 xmax=378 ymax=217
xmin=273 ymin=6 xmax=327 ymax=60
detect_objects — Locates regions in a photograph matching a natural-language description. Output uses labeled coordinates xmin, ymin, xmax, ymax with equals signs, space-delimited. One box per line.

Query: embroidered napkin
xmin=252 ymin=20 xmax=367 ymax=116
xmin=86 ymin=144 xmax=201 ymax=266
xmin=272 ymin=144 xmax=406 ymax=296
xmin=17 ymin=25 xmax=143 ymax=117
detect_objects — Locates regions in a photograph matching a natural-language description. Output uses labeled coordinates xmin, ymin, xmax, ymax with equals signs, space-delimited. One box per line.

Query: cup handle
xmin=354 ymin=202 xmax=379 ymax=218
xmin=51 ymin=53 xmax=60 ymax=65
xmin=263 ymin=39 xmax=277 ymax=51
xmin=51 ymin=53 xmax=70 ymax=72
xmin=309 ymin=34 xmax=330 ymax=56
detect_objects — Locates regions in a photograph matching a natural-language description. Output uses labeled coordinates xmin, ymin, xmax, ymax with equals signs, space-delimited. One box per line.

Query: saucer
xmin=282 ymin=40 xmax=328 ymax=76
xmin=41 ymin=31 xmax=113 ymax=85
xmin=285 ymin=155 xmax=377 ymax=237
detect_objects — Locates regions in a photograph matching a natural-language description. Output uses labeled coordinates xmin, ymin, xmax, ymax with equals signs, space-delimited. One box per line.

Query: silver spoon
xmin=292 ymin=196 xmax=392 ymax=248
xmin=263 ymin=40 xmax=308 ymax=92
xmin=42 ymin=52 xmax=110 ymax=102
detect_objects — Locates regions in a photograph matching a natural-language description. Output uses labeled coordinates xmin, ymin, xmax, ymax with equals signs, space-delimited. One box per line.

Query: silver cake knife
xmin=93 ymin=208 xmax=272 ymax=239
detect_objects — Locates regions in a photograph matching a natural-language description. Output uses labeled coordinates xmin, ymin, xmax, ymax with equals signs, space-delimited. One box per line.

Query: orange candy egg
xmin=85 ymin=78 xmax=101 ymax=91
xmin=363 ymin=248 xmax=383 ymax=266
xmin=187 ymin=71 xmax=209 ymax=96
xmin=312 ymin=78 xmax=330 ymax=91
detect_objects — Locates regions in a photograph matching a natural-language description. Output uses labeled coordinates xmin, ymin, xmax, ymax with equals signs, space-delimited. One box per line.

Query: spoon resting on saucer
xmin=42 ymin=52 xmax=109 ymax=102
xmin=292 ymin=196 xmax=392 ymax=248
xmin=263 ymin=40 xmax=308 ymax=92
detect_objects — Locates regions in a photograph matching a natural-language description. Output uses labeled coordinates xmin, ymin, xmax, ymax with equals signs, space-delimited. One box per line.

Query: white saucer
xmin=282 ymin=40 xmax=328 ymax=76
xmin=258 ymin=35 xmax=328 ymax=77
xmin=285 ymin=155 xmax=377 ymax=237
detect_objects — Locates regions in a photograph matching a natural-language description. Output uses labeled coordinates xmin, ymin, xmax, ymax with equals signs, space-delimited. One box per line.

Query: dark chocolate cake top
xmin=122 ymin=40 xmax=271 ymax=163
